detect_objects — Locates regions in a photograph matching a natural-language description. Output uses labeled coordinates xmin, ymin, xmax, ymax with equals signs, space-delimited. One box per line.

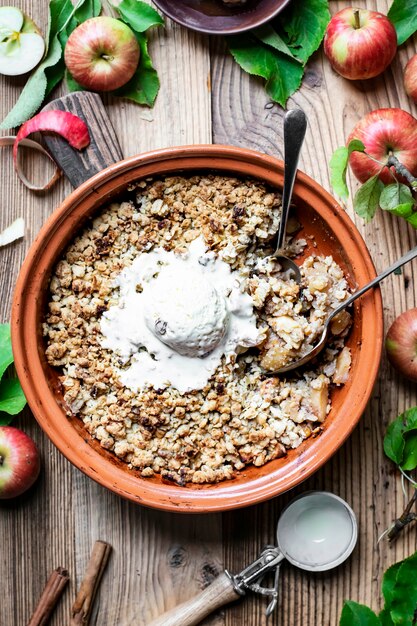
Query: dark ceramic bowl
xmin=153 ymin=0 xmax=291 ymax=35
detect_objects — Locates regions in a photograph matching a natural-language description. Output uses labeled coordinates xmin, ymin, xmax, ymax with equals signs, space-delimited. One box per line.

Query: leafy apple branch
xmin=386 ymin=154 xmax=417 ymax=190
xmin=386 ymin=488 xmax=417 ymax=542
xmin=382 ymin=406 xmax=417 ymax=542
xmin=339 ymin=409 xmax=417 ymax=622
xmin=330 ymin=140 xmax=417 ymax=227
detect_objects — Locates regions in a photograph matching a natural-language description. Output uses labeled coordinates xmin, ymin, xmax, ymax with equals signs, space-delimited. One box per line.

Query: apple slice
xmin=0 ymin=32 xmax=45 ymax=75
xmin=0 ymin=6 xmax=24 ymax=33
xmin=0 ymin=7 xmax=45 ymax=76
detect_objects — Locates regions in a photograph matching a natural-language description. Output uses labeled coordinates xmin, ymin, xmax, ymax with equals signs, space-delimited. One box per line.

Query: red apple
xmin=386 ymin=309 xmax=417 ymax=382
xmin=64 ymin=16 xmax=140 ymax=92
xmin=0 ymin=426 xmax=40 ymax=499
xmin=324 ymin=8 xmax=397 ymax=80
xmin=404 ymin=54 xmax=417 ymax=104
xmin=347 ymin=108 xmax=417 ymax=184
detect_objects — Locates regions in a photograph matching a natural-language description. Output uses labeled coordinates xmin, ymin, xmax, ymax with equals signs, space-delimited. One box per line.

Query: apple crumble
xmin=43 ymin=175 xmax=352 ymax=485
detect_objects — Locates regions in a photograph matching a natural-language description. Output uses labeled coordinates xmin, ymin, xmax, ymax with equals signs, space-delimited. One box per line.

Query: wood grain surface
xmin=1 ymin=1 xmax=417 ymax=625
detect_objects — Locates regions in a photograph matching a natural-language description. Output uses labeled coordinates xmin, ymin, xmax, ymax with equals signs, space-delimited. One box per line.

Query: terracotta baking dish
xmin=11 ymin=145 xmax=383 ymax=513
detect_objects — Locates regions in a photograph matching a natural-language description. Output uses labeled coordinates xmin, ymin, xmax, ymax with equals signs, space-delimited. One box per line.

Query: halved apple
xmin=0 ymin=6 xmax=45 ymax=76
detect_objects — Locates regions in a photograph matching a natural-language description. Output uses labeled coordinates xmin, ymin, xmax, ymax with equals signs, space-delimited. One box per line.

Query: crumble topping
xmin=43 ymin=175 xmax=351 ymax=485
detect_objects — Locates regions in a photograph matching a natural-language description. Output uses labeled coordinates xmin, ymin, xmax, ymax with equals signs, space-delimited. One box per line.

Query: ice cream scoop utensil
xmin=270 ymin=244 xmax=417 ymax=375
xmin=271 ymin=109 xmax=307 ymax=283
xmin=148 ymin=492 xmax=357 ymax=626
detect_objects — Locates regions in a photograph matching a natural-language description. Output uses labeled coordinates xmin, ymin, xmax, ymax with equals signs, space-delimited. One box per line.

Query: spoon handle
xmin=275 ymin=109 xmax=307 ymax=253
xmin=331 ymin=244 xmax=417 ymax=319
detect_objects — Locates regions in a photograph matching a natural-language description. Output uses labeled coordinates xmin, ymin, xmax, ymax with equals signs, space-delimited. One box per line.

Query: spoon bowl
xmin=271 ymin=244 xmax=417 ymax=375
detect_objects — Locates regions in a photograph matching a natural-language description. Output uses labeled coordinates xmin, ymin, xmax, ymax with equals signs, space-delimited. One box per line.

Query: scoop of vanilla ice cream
xmin=143 ymin=264 xmax=229 ymax=357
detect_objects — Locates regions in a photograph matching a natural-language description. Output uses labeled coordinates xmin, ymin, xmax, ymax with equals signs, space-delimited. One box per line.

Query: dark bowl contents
xmin=152 ymin=0 xmax=292 ymax=35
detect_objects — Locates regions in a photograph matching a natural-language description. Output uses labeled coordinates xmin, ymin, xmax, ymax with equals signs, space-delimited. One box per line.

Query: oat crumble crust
xmin=43 ymin=175 xmax=352 ymax=485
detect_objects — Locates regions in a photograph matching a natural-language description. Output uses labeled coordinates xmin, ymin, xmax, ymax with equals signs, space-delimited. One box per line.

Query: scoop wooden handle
xmin=41 ymin=91 xmax=124 ymax=188
xmin=147 ymin=572 xmax=241 ymax=626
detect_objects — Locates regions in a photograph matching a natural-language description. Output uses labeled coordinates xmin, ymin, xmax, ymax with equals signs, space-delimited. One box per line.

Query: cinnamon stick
xmin=28 ymin=566 xmax=69 ymax=626
xmin=70 ymin=540 xmax=112 ymax=625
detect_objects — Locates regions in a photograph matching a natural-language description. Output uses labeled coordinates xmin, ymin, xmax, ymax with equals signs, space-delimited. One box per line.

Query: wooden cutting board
xmin=41 ymin=91 xmax=124 ymax=188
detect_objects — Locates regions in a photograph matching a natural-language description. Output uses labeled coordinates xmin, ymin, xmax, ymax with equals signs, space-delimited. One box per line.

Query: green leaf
xmin=339 ymin=601 xmax=380 ymax=626
xmin=380 ymin=183 xmax=414 ymax=210
xmin=264 ymin=54 xmax=304 ymax=107
xmin=45 ymin=58 xmax=67 ymax=98
xmin=389 ymin=552 xmax=417 ymax=625
xmin=390 ymin=204 xmax=417 ymax=228
xmin=65 ymin=69 xmax=85 ymax=93
xmin=384 ymin=407 xmax=417 ymax=470
xmin=0 ymin=324 xmax=26 ymax=419
xmin=330 ymin=140 xmax=365 ymax=199
xmin=279 ymin=0 xmax=331 ymax=64
xmin=227 ymin=0 xmax=329 ymax=105
xmin=117 ymin=0 xmax=164 ymax=32
xmin=252 ymin=25 xmax=295 ymax=58
xmin=227 ymin=35 xmax=304 ymax=107
xmin=379 ymin=562 xmax=402 ymax=626
xmin=0 ymin=378 xmax=27 ymax=415
xmin=382 ymin=562 xmax=402 ymax=607
xmin=401 ymin=432 xmax=417 ymax=471
xmin=388 ymin=0 xmax=417 ymax=46
xmin=379 ymin=183 xmax=417 ymax=228
xmin=0 ymin=323 xmax=13 ymax=381
xmin=378 ymin=182 xmax=417 ymax=228
xmin=353 ymin=175 xmax=384 ymax=222
xmin=0 ymin=0 xmax=75 ymax=129
xmin=384 ymin=418 xmax=406 ymax=466
xmin=48 ymin=0 xmax=76 ymax=39
xmin=113 ymin=30 xmax=160 ymax=106
xmin=74 ymin=0 xmax=101 ymax=22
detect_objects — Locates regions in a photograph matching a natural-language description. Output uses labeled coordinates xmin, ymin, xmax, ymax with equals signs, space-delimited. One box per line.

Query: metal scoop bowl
xmin=149 ymin=491 xmax=357 ymax=625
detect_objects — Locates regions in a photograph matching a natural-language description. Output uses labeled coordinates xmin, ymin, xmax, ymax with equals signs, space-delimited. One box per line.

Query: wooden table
xmin=1 ymin=1 xmax=417 ymax=624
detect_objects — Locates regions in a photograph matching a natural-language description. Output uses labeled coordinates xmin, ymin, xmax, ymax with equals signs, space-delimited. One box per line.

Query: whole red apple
xmin=404 ymin=54 xmax=417 ymax=104
xmin=386 ymin=309 xmax=417 ymax=382
xmin=64 ymin=16 xmax=140 ymax=92
xmin=0 ymin=426 xmax=40 ymax=499
xmin=347 ymin=108 xmax=417 ymax=184
xmin=324 ymin=8 xmax=397 ymax=80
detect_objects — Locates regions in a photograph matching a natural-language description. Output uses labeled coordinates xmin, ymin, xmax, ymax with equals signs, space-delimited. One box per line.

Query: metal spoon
xmin=271 ymin=109 xmax=307 ymax=283
xmin=270 ymin=244 xmax=417 ymax=375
